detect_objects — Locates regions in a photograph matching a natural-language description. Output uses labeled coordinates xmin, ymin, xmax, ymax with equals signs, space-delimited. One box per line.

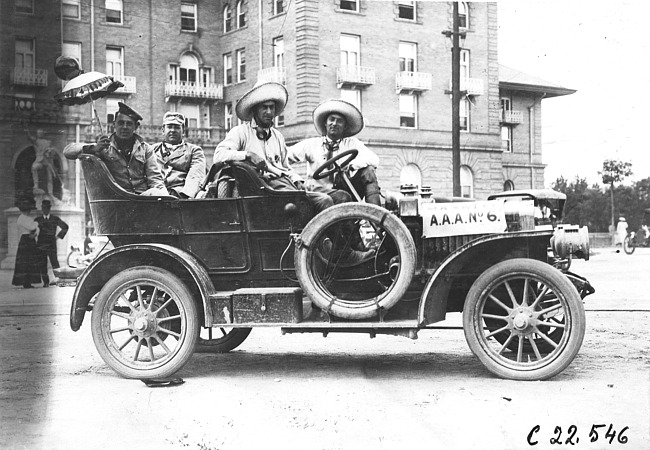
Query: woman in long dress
xmin=12 ymin=204 xmax=41 ymax=288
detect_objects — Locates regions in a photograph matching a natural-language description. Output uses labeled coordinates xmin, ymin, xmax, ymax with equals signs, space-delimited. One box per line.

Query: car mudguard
xmin=70 ymin=243 xmax=216 ymax=331
xmin=418 ymin=231 xmax=553 ymax=326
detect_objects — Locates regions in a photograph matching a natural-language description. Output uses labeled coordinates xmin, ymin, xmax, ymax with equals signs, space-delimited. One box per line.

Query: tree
xmin=599 ymin=159 xmax=633 ymax=243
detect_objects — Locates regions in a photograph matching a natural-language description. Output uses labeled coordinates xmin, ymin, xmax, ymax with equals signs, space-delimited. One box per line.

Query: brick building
xmin=0 ymin=0 xmax=574 ymax=264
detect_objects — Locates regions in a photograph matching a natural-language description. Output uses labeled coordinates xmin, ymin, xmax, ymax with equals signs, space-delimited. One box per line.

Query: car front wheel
xmin=463 ymin=259 xmax=586 ymax=381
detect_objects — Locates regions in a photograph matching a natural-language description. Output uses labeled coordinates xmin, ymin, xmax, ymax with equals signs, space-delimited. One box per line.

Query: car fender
xmin=70 ymin=243 xmax=216 ymax=331
xmin=417 ymin=231 xmax=552 ymax=326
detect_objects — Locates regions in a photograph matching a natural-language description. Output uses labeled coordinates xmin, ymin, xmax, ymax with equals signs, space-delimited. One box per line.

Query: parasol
xmin=54 ymin=70 xmax=124 ymax=134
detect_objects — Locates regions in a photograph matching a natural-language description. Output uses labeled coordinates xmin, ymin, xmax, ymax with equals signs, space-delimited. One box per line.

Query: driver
xmin=288 ymin=99 xmax=381 ymax=207
xmin=212 ymin=81 xmax=332 ymax=214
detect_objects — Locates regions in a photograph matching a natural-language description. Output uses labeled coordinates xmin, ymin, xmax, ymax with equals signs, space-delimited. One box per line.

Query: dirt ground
xmin=0 ymin=251 xmax=648 ymax=450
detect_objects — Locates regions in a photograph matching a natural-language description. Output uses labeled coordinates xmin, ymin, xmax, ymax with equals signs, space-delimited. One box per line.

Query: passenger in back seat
xmin=152 ymin=112 xmax=206 ymax=198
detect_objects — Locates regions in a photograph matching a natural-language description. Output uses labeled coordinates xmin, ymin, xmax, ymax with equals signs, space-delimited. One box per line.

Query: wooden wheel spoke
xmin=487 ymin=294 xmax=512 ymax=313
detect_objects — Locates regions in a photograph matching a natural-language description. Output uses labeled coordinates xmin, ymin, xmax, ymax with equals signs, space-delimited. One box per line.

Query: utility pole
xmin=451 ymin=2 xmax=462 ymax=197
xmin=443 ymin=3 xmax=463 ymax=197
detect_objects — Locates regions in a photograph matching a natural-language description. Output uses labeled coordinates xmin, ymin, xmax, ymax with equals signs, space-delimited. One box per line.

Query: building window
xmin=236 ymin=49 xmax=246 ymax=82
xmin=459 ymin=2 xmax=468 ymax=28
xmin=273 ymin=37 xmax=284 ymax=68
xmin=62 ymin=0 xmax=80 ymax=19
xmin=399 ymin=41 xmax=416 ymax=72
xmin=15 ymin=0 xmax=33 ymax=14
xmin=340 ymin=0 xmax=358 ymax=12
xmin=340 ymin=34 xmax=360 ymax=68
xmin=398 ymin=1 xmax=415 ymax=20
xmin=275 ymin=113 xmax=285 ymax=127
xmin=460 ymin=165 xmax=473 ymax=198
xmin=273 ymin=0 xmax=284 ymax=15
xmin=400 ymin=163 xmax=422 ymax=188
xmin=179 ymin=104 xmax=200 ymax=128
xmin=504 ymin=180 xmax=515 ymax=191
xmin=399 ymin=94 xmax=416 ymax=128
xmin=225 ymin=103 xmax=233 ymax=130
xmin=169 ymin=53 xmax=199 ymax=84
xmin=501 ymin=126 xmax=512 ymax=152
xmin=237 ymin=1 xmax=246 ymax=27
xmin=62 ymin=42 xmax=82 ymax=68
xmin=105 ymin=0 xmax=123 ymax=24
xmin=181 ymin=3 xmax=197 ymax=32
xmin=460 ymin=98 xmax=469 ymax=131
xmin=460 ymin=49 xmax=470 ymax=78
xmin=340 ymin=89 xmax=360 ymax=110
xmin=105 ymin=46 xmax=123 ymax=78
xmin=223 ymin=5 xmax=232 ymax=32
xmin=106 ymin=98 xmax=120 ymax=124
xmin=15 ymin=39 xmax=35 ymax=69
xmin=223 ymin=53 xmax=232 ymax=85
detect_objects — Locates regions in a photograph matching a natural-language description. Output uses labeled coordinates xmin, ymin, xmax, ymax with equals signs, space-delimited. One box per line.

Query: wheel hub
xmin=510 ymin=308 xmax=536 ymax=334
xmin=130 ymin=311 xmax=157 ymax=338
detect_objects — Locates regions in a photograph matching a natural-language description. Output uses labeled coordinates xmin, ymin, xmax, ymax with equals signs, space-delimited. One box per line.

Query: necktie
xmin=325 ymin=139 xmax=340 ymax=183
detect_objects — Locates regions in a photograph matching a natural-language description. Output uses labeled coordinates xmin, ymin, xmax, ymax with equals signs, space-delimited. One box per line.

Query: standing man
xmin=213 ymin=81 xmax=332 ymax=213
xmin=63 ymin=102 xmax=167 ymax=196
xmin=35 ymin=199 xmax=68 ymax=287
xmin=152 ymin=112 xmax=207 ymax=198
xmin=288 ymin=99 xmax=382 ymax=207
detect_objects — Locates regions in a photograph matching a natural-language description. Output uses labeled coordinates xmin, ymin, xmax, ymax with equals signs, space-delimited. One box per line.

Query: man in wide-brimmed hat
xmin=152 ymin=111 xmax=206 ymax=198
xmin=64 ymin=102 xmax=167 ymax=196
xmin=288 ymin=99 xmax=381 ymax=207
xmin=213 ymin=81 xmax=332 ymax=213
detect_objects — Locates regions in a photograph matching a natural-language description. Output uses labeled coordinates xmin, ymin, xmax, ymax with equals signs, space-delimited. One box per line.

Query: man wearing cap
xmin=35 ymin=199 xmax=68 ymax=287
xmin=152 ymin=112 xmax=206 ymax=198
xmin=213 ymin=81 xmax=332 ymax=213
xmin=288 ymin=99 xmax=382 ymax=207
xmin=64 ymin=102 xmax=167 ymax=196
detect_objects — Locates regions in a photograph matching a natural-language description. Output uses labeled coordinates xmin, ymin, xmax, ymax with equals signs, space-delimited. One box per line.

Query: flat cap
xmin=116 ymin=102 xmax=143 ymax=122
xmin=163 ymin=111 xmax=185 ymax=126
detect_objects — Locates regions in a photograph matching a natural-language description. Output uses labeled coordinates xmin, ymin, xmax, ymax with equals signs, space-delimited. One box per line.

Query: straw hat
xmin=313 ymin=99 xmax=364 ymax=138
xmin=235 ymin=81 xmax=288 ymax=121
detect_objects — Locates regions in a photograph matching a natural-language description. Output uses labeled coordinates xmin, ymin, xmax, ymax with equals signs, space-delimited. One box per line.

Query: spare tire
xmin=294 ymin=203 xmax=416 ymax=319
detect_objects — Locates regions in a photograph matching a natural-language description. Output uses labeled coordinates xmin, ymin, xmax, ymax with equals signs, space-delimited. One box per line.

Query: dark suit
xmin=35 ymin=214 xmax=69 ymax=284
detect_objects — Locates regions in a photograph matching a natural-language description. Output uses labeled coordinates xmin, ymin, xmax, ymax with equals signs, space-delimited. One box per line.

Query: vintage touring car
xmin=66 ymin=151 xmax=593 ymax=381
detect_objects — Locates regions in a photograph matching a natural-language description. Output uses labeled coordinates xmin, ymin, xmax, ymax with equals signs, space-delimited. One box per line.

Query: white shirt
xmin=288 ymin=136 xmax=379 ymax=191
xmin=17 ymin=213 xmax=38 ymax=237
xmin=213 ymin=121 xmax=303 ymax=183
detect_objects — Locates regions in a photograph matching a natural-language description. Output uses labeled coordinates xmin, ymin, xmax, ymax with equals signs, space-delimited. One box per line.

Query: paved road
xmin=0 ymin=247 xmax=648 ymax=450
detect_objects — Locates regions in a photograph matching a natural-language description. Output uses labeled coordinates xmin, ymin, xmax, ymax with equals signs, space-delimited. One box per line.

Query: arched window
xmin=460 ymin=165 xmax=473 ymax=198
xmin=504 ymin=180 xmax=515 ymax=191
xmin=459 ymin=2 xmax=469 ymax=28
xmin=179 ymin=53 xmax=199 ymax=83
xmin=399 ymin=163 xmax=422 ymax=189
xmin=223 ymin=5 xmax=232 ymax=32
xmin=237 ymin=1 xmax=246 ymax=28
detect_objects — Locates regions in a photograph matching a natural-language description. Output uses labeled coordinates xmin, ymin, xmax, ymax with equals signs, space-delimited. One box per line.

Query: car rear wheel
xmin=91 ymin=266 xmax=199 ymax=379
xmin=295 ymin=203 xmax=416 ymax=320
xmin=463 ymin=259 xmax=585 ymax=381
xmin=196 ymin=327 xmax=252 ymax=353
xmin=623 ymin=236 xmax=635 ymax=254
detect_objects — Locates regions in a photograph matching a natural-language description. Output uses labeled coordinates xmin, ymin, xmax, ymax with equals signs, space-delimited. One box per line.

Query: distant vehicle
xmin=623 ymin=208 xmax=650 ymax=254
xmin=66 ymin=152 xmax=593 ymax=382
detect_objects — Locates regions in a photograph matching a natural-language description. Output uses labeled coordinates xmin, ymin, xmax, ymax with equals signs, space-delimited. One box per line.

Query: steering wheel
xmin=312 ymin=149 xmax=359 ymax=180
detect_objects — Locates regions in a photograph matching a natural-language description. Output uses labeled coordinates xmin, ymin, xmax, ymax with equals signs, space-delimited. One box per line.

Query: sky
xmin=497 ymin=1 xmax=650 ymax=187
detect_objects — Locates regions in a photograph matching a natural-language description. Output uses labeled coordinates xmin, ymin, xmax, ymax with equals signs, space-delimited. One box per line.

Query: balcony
xmin=257 ymin=67 xmax=286 ymax=85
xmin=137 ymin=125 xmax=226 ymax=146
xmin=448 ymin=77 xmax=484 ymax=96
xmin=165 ymin=80 xmax=223 ymax=101
xmin=395 ymin=71 xmax=432 ymax=94
xmin=501 ymin=109 xmax=523 ymax=124
xmin=336 ymin=65 xmax=376 ymax=89
xmin=10 ymin=67 xmax=48 ymax=87
xmin=112 ymin=75 xmax=137 ymax=94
